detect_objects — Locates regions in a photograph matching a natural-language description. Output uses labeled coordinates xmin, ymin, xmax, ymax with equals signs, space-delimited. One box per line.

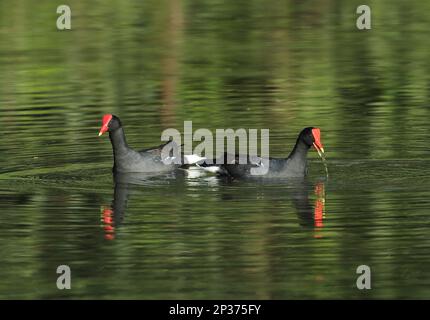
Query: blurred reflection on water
xmin=0 ymin=0 xmax=429 ymax=298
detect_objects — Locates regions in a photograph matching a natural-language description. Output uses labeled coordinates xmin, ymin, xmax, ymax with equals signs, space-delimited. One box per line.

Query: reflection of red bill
xmin=313 ymin=182 xmax=325 ymax=238
xmin=103 ymin=208 xmax=113 ymax=224
xmin=314 ymin=183 xmax=324 ymax=197
xmin=314 ymin=199 xmax=324 ymax=228
xmin=104 ymin=225 xmax=114 ymax=232
xmin=101 ymin=206 xmax=115 ymax=240
xmin=105 ymin=234 xmax=115 ymax=240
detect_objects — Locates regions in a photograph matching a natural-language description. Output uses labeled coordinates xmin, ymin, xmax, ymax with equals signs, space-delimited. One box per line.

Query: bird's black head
xmin=98 ymin=114 xmax=122 ymax=136
xmin=299 ymin=127 xmax=324 ymax=154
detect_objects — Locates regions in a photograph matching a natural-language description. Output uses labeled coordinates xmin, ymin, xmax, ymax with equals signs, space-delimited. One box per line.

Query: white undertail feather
xmin=196 ymin=163 xmax=221 ymax=174
xmin=183 ymin=154 xmax=206 ymax=165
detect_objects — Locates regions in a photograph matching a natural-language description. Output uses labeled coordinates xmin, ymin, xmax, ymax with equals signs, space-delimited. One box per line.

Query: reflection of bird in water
xmin=100 ymin=171 xmax=327 ymax=240
xmin=101 ymin=182 xmax=129 ymax=240
xmin=100 ymin=171 xmax=188 ymax=240
xmin=216 ymin=178 xmax=327 ymax=233
xmin=290 ymin=180 xmax=326 ymax=231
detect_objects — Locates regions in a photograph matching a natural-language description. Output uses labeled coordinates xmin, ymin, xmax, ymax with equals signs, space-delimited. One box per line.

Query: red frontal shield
xmin=98 ymin=114 xmax=113 ymax=136
xmin=312 ymin=128 xmax=324 ymax=153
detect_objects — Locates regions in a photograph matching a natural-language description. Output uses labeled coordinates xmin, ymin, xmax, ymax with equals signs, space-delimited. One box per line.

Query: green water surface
xmin=0 ymin=0 xmax=429 ymax=299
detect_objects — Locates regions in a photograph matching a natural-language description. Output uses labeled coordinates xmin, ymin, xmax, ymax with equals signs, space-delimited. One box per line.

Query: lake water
xmin=0 ymin=0 xmax=429 ymax=299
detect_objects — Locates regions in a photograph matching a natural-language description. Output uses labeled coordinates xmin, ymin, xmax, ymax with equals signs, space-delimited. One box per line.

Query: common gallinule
xmin=98 ymin=114 xmax=202 ymax=173
xmin=198 ymin=127 xmax=325 ymax=178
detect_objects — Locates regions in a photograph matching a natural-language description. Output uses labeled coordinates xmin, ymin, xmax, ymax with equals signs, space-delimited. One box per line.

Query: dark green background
xmin=0 ymin=0 xmax=429 ymax=298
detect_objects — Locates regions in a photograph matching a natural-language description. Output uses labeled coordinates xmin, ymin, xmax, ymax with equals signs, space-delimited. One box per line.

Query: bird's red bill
xmin=98 ymin=114 xmax=112 ymax=136
xmin=312 ymin=128 xmax=324 ymax=153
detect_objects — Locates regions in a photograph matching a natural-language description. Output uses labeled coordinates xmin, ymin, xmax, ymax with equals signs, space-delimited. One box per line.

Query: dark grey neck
xmin=286 ymin=138 xmax=311 ymax=173
xmin=109 ymin=127 xmax=130 ymax=157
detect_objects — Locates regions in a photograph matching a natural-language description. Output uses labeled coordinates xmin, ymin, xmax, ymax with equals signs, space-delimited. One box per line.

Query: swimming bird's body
xmin=199 ymin=127 xmax=325 ymax=179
